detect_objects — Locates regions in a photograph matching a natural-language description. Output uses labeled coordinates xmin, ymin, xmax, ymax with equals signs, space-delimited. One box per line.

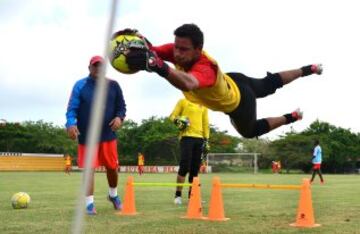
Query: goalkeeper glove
xmin=174 ymin=116 xmax=189 ymax=131
xmin=114 ymin=28 xmax=165 ymax=76
xmin=126 ymin=49 xmax=170 ymax=78
xmin=201 ymin=153 xmax=207 ymax=164
xmin=202 ymin=139 xmax=210 ymax=155
xmin=201 ymin=140 xmax=210 ymax=163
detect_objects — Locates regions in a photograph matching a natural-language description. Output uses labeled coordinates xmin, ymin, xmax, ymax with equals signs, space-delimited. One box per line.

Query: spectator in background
xmin=64 ymin=154 xmax=72 ymax=175
xmin=137 ymin=152 xmax=145 ymax=175
xmin=271 ymin=160 xmax=281 ymax=174
xmin=310 ymin=139 xmax=324 ymax=184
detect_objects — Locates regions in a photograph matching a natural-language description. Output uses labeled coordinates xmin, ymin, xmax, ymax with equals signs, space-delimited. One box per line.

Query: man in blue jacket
xmin=66 ymin=55 xmax=126 ymax=215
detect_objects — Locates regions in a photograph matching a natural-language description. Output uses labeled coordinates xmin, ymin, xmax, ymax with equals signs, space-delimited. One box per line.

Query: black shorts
xmin=226 ymin=72 xmax=283 ymax=138
xmin=178 ymin=136 xmax=204 ymax=180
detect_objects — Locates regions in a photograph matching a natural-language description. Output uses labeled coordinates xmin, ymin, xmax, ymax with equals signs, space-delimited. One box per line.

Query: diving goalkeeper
xmin=115 ymin=23 xmax=323 ymax=139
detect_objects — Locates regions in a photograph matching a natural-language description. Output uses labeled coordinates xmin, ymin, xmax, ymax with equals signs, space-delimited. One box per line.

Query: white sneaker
xmin=311 ymin=64 xmax=323 ymax=75
xmin=174 ymin=196 xmax=182 ymax=205
xmin=291 ymin=108 xmax=303 ymax=121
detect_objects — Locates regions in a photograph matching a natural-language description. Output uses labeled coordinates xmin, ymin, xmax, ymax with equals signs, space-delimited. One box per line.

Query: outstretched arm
xmin=127 ymin=48 xmax=199 ymax=91
xmin=165 ymin=68 xmax=199 ymax=91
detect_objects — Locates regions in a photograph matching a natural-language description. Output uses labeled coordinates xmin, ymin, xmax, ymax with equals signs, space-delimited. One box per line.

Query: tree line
xmin=0 ymin=119 xmax=359 ymax=173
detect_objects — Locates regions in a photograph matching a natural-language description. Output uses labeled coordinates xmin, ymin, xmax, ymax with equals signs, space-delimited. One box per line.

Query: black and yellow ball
xmin=11 ymin=192 xmax=31 ymax=209
xmin=109 ymin=34 xmax=145 ymax=74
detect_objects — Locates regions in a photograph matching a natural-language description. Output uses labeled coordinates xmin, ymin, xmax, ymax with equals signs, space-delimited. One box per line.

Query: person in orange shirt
xmin=137 ymin=152 xmax=145 ymax=175
xmin=64 ymin=154 xmax=72 ymax=175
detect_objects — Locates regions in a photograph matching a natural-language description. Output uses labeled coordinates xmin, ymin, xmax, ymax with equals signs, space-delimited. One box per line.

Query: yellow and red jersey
xmin=152 ymin=44 xmax=241 ymax=113
xmin=65 ymin=156 xmax=72 ymax=166
xmin=138 ymin=154 xmax=145 ymax=166
xmin=169 ymin=98 xmax=210 ymax=139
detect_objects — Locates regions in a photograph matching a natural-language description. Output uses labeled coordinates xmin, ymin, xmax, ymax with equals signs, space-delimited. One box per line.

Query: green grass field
xmin=1 ymin=172 xmax=359 ymax=234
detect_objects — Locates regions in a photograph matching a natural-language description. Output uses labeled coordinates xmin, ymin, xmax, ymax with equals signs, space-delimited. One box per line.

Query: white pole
xmin=72 ymin=0 xmax=119 ymax=233
xmin=254 ymin=153 xmax=258 ymax=174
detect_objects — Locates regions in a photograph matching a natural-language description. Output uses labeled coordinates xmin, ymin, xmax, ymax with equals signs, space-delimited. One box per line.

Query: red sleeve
xmin=151 ymin=43 xmax=175 ymax=63
xmin=152 ymin=45 xmax=217 ymax=88
xmin=189 ymin=55 xmax=217 ymax=88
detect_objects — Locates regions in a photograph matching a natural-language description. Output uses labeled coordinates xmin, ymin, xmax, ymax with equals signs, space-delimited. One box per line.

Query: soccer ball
xmin=109 ymin=34 xmax=146 ymax=74
xmin=11 ymin=192 xmax=31 ymax=209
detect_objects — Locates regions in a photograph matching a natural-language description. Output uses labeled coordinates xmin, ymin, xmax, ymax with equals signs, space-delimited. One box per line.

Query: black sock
xmin=175 ymin=191 xmax=182 ymax=198
xmin=318 ymin=171 xmax=324 ymax=182
xmin=301 ymin=65 xmax=313 ymax=77
xmin=311 ymin=170 xmax=316 ymax=182
xmin=283 ymin=113 xmax=297 ymax=124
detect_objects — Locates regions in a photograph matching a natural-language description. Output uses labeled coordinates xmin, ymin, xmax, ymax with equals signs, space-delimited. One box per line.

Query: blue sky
xmin=1 ymin=0 xmax=359 ymax=138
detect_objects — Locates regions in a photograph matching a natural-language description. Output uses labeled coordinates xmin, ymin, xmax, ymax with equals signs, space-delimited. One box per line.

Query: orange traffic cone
xmin=290 ymin=178 xmax=320 ymax=227
xmin=206 ymin=176 xmax=229 ymax=221
xmin=182 ymin=177 xmax=205 ymax=220
xmin=117 ymin=176 xmax=137 ymax=216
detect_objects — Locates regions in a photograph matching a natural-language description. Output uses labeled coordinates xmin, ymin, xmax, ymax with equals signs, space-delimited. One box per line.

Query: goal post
xmin=206 ymin=153 xmax=260 ymax=174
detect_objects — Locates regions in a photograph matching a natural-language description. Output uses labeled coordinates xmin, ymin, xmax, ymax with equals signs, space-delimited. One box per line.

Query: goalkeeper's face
xmin=174 ymin=37 xmax=201 ymax=69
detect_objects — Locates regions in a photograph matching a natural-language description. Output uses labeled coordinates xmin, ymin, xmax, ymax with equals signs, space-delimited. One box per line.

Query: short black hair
xmin=174 ymin=23 xmax=204 ymax=49
xmin=314 ymin=139 xmax=320 ymax=145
